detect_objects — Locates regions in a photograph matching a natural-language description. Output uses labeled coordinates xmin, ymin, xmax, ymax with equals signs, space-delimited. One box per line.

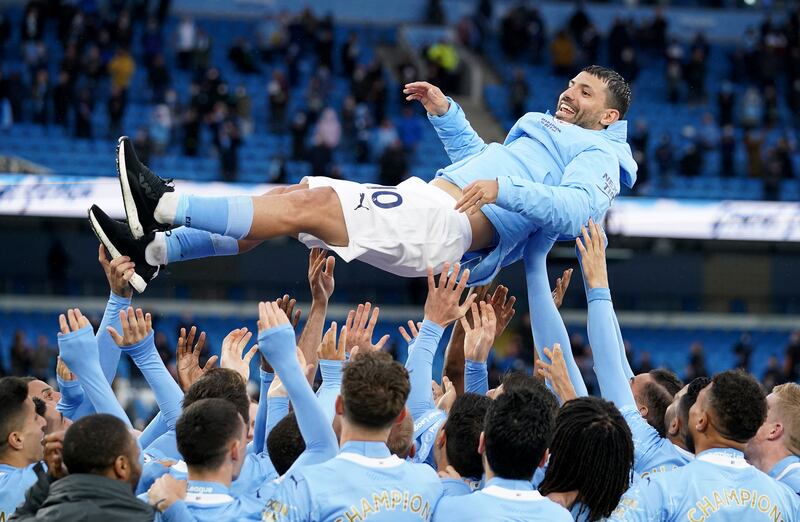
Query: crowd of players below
xmin=0 ymin=226 xmax=798 ymax=521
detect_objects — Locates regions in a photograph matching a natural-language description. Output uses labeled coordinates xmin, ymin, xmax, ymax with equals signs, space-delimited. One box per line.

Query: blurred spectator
xmin=341 ymin=32 xmax=360 ymax=77
xmin=10 ymin=330 xmax=32 ymax=376
xmin=53 ymin=71 xmax=72 ymax=127
xmin=234 ymin=86 xmax=253 ymax=137
xmin=74 ymin=87 xmax=93 ymax=139
xmin=21 ymin=3 xmax=44 ymax=42
xmin=149 ymin=104 xmax=173 ymax=154
xmin=784 ymin=331 xmax=800 ymax=382
xmin=314 ymin=107 xmax=341 ymax=149
xmin=375 ymin=118 xmax=399 ymax=158
xmin=763 ymin=85 xmax=780 ymax=127
xmin=698 ymin=113 xmax=720 ymax=151
xmin=607 ymin=18 xmax=632 ymax=70
xmin=655 ymin=134 xmax=674 ymax=179
xmin=268 ymin=70 xmax=289 ymax=133
xmin=176 ymin=17 xmax=196 ymax=69
xmin=229 ymin=38 xmax=260 ymax=74
xmin=47 ymin=238 xmax=69 ymax=293
xmin=30 ymin=69 xmax=49 ymax=124
xmin=257 ymin=14 xmax=288 ymax=63
xmin=316 ymin=22 xmax=335 ymax=70
xmin=23 ymin=41 xmax=47 ymax=80
xmin=762 ymin=356 xmax=784 ymax=391
xmin=679 ymin=126 xmax=702 ymax=176
xmin=133 ymin=127 xmax=154 ymax=166
xmin=720 ymin=125 xmax=736 ymax=177
xmin=355 ymin=103 xmax=372 ymax=163
xmin=82 ymin=45 xmax=104 ymax=91
xmin=644 ymin=7 xmax=668 ymax=53
xmin=579 ymin=25 xmax=601 ymax=66
xmin=617 ymin=47 xmax=640 ymax=84
xmin=550 ymin=30 xmax=575 ymax=76
xmin=108 ymin=47 xmax=136 ymax=93
xmin=114 ymin=10 xmax=134 ymax=48
xmin=107 ymin=85 xmax=126 ymax=138
xmin=181 ymin=107 xmax=201 ymax=157
xmin=633 ymin=351 xmax=653 ymax=374
xmin=149 ymin=54 xmax=171 ymax=102
xmin=142 ymin=17 xmax=164 ymax=70
xmin=509 ymin=69 xmax=529 ymax=120
xmin=744 ymin=130 xmax=765 ymax=178
xmin=741 ymin=87 xmax=764 ymax=130
xmin=427 ymin=39 xmax=460 ymax=92
xmin=217 ymin=120 xmax=242 ymax=181
xmin=685 ymin=341 xmax=708 ymax=380
xmin=379 ymin=140 xmax=408 ymax=187
xmin=427 ymin=0 xmax=444 ymax=25
xmin=0 ymin=13 xmax=10 ymax=60
xmin=290 ymin=111 xmax=309 ymax=160
xmin=193 ymin=28 xmax=212 ymax=71
xmin=568 ymin=3 xmax=591 ymax=44
xmin=732 ymin=332 xmax=754 ymax=371
xmin=717 ymin=82 xmax=736 ymax=127
xmin=685 ymin=48 xmax=707 ymax=103
xmin=397 ymin=106 xmax=422 ymax=153
xmin=30 ymin=335 xmax=56 ymax=381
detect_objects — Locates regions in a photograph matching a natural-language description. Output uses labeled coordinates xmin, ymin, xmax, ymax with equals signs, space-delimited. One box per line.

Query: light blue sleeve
xmin=263 ymin=471 xmax=314 ymax=521
xmin=55 ymin=376 xmax=84 ymax=420
xmin=404 ymin=320 xmax=445 ymax=420
xmin=316 ymin=360 xmax=343 ymax=425
xmin=523 ymin=233 xmax=588 ymax=398
xmin=266 ymin=397 xmax=290 ymax=440
xmin=57 ymin=325 xmax=132 ymax=428
xmin=253 ymin=369 xmax=275 ymax=455
xmin=464 ymin=360 xmax=488 ymax=396
xmin=121 ymin=331 xmax=184 ymax=430
xmin=586 ymin=287 xmax=636 ymax=408
xmin=609 ymin=477 xmax=668 ymax=522
xmin=138 ymin=412 xmax=168 ymax=449
xmin=427 ymin=97 xmax=488 ymax=164
xmin=495 ymin=148 xmax=619 ymax=239
xmin=97 ymin=292 xmax=130 ymax=383
xmin=257 ymin=324 xmax=338 ymax=465
xmin=159 ymin=500 xmax=200 ymax=522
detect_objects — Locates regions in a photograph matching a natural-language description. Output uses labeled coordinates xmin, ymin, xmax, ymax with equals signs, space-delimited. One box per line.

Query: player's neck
xmin=694 ymin=430 xmax=746 ymax=455
xmin=0 ymin=450 xmax=34 ymax=468
xmin=752 ymin=443 xmax=792 ymax=474
xmin=339 ymin=420 xmax=391 ymax=447
xmin=546 ymin=490 xmax=579 ymax=511
xmin=667 ymin=432 xmax=689 ymax=452
xmin=187 ymin=464 xmax=233 ymax=488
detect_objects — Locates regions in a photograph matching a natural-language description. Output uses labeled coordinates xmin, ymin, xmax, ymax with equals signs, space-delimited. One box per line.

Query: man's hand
xmin=424 ymin=263 xmax=475 ymax=328
xmin=486 ymin=285 xmax=515 ymax=340
xmin=58 ymin=308 xmax=91 ymax=334
xmin=455 ymin=180 xmax=499 ymax=215
xmin=552 ymin=268 xmax=574 ymax=309
xmin=56 ymin=357 xmax=75 ymax=382
xmin=403 ymin=81 xmax=450 ymax=116
xmin=276 ymin=295 xmax=302 ymax=329
xmin=344 ymin=303 xmax=390 ymax=354
xmin=398 ymin=320 xmax=422 ymax=344
xmin=461 ymin=302 xmax=496 ymax=363
xmin=221 ymin=328 xmax=258 ymax=382
xmin=258 ymin=301 xmax=290 ymax=334
xmin=268 ymin=347 xmax=312 ymax=398
xmin=98 ymin=244 xmax=134 ymax=299
xmin=317 ymin=322 xmax=346 ymax=362
xmin=438 ymin=465 xmax=462 ymax=481
xmin=107 ymin=307 xmax=152 ymax=347
xmin=309 ymin=248 xmax=335 ymax=302
xmin=176 ymin=326 xmax=217 ymax=392
xmin=435 ymin=376 xmax=457 ymax=413
xmin=147 ymin=475 xmax=187 ymax=513
xmin=576 ymin=220 xmax=609 ymax=290
xmin=43 ymin=431 xmax=67 ymax=480
xmin=536 ymin=344 xmax=578 ymax=402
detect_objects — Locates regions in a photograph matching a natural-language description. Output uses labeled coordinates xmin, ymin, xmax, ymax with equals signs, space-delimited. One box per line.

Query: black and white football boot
xmin=88 ymin=204 xmax=160 ymax=293
xmin=116 ymin=135 xmax=175 ymax=239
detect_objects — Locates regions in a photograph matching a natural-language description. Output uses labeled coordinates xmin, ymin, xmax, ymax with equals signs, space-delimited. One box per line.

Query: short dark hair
xmin=0 ymin=377 xmax=31 ymax=456
xmin=483 ymin=388 xmax=553 ymax=481
xmin=582 ymin=65 xmax=631 ymax=118
xmin=444 ymin=393 xmax=492 ymax=479
xmin=177 ymin=398 xmax=243 ymax=471
xmin=540 ymin=397 xmax=633 ymax=521
xmin=641 ymin=381 xmax=673 ymax=438
xmin=63 ymin=414 xmax=133 ymax=475
xmin=679 ymin=376 xmax=711 ymax=452
xmin=341 ymin=351 xmax=410 ymax=429
xmin=709 ymin=370 xmax=766 ymax=443
xmin=184 ymin=368 xmax=250 ymax=426
xmin=649 ymin=369 xmax=683 ymax=398
xmin=266 ymin=412 xmax=305 ymax=476
xmin=500 ymin=372 xmax=559 ymax=416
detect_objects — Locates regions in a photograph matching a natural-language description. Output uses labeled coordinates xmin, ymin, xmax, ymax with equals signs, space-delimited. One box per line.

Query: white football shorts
xmin=297 ymin=176 xmax=472 ymax=277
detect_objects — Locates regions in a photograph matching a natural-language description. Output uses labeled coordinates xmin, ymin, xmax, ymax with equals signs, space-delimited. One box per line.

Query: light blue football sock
xmin=174 ymin=195 xmax=254 ymax=239
xmin=165 ymin=227 xmax=240 ymax=263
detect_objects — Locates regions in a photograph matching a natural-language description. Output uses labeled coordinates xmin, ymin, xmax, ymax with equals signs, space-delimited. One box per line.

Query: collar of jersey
xmin=340 ymin=440 xmax=392 ymax=459
xmin=185 ymin=480 xmax=234 ymax=505
xmin=337 ymin=442 xmax=403 ymax=468
xmin=770 ymin=455 xmax=800 ymax=481
xmin=696 ymin=448 xmax=749 ymax=468
xmin=482 ymin=478 xmax=543 ymax=501
xmin=672 ymin=444 xmax=695 ymax=462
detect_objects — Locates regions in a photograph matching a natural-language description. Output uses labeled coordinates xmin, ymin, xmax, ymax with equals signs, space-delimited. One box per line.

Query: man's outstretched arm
xmin=405 ymin=81 xmax=487 ymax=164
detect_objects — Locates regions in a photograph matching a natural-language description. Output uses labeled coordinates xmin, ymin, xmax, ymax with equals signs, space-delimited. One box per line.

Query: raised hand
xmin=176 ymin=326 xmax=217 ymax=392
xmin=536 ymin=343 xmax=577 ymax=402
xmin=221 ymin=327 xmax=258 ymax=382
xmin=424 ymin=263 xmax=476 ymax=328
xmin=435 ymin=376 xmax=457 ymax=413
xmin=148 ymin=475 xmax=187 ymax=513
xmin=43 ymin=430 xmax=67 ymax=480
xmin=98 ymin=244 xmax=134 ymax=298
xmin=461 ymin=302 xmax=496 ymax=363
xmin=431 ymin=380 xmax=444 ymax=404
xmin=403 ymin=81 xmax=450 ymax=116
xmin=317 ymin=322 xmax=346 ymax=362
xmin=344 ymin=302 xmax=390 ymax=354
xmin=486 ymin=285 xmax=516 ymax=340
xmin=276 ymin=294 xmax=302 ymax=329
xmin=552 ymin=268 xmax=574 ymax=309
xmin=398 ymin=320 xmax=422 ymax=344
xmin=258 ymin=300 xmax=291 ymax=333
xmin=58 ymin=308 xmax=91 ymax=334
xmin=107 ymin=307 xmax=153 ymax=347
xmin=309 ymin=248 xmax=335 ymax=302
xmin=56 ymin=356 xmax=76 ymax=381
xmin=454 ymin=180 xmax=499 ymax=215
xmin=576 ymin=220 xmax=608 ymax=290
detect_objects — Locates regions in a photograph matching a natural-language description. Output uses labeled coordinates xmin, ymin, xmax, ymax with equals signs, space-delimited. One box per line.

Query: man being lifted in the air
xmin=90 ymin=65 xmax=635 ymax=390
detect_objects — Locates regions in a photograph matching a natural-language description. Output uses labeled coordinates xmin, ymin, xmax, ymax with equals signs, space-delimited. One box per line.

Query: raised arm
xmin=316 ymin=322 xmax=346 ymax=425
xmin=96 ymin=244 xmax=135 ymax=383
xmin=577 ymin=221 xmax=636 ymax=409
xmin=404 ymin=81 xmax=487 ymax=163
xmin=461 ymin=302 xmax=496 ymax=396
xmin=523 ymin=232 xmax=588 ymax=398
xmin=296 ymin=249 xmax=336 ymax=377
xmin=55 ymin=357 xmax=84 ymax=420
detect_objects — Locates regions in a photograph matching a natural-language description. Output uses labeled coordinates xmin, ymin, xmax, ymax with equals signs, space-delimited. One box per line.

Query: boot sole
xmin=116 ymin=137 xmax=145 ymax=240
xmin=88 ymin=207 xmax=147 ymax=293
